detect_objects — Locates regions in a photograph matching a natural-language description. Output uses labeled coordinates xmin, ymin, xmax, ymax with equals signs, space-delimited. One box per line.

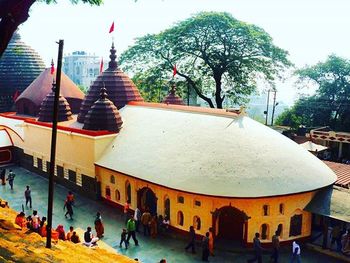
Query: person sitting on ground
xmin=84 ymin=226 xmax=99 ymax=247
xmin=71 ymin=231 xmax=81 ymax=244
xmin=15 ymin=212 xmax=27 ymax=229
xmin=39 ymin=217 xmax=47 ymax=237
xmin=159 ymin=259 xmax=166 ymax=263
xmin=66 ymin=226 xmax=74 ymax=241
xmin=56 ymin=224 xmax=66 ymax=241
xmin=120 ymin=228 xmax=128 ymax=249
xmin=32 ymin=210 xmax=40 ymax=231
xmin=26 ymin=215 xmax=32 ymax=229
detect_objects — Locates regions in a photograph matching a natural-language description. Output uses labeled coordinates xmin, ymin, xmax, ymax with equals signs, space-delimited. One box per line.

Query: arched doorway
xmin=214 ymin=206 xmax=247 ymax=242
xmin=164 ymin=196 xmax=170 ymax=220
xmin=137 ymin=187 xmax=157 ymax=215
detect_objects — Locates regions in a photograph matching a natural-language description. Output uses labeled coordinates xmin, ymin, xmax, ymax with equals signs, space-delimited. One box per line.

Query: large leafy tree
xmin=276 ymin=55 xmax=350 ymax=131
xmin=120 ymin=12 xmax=291 ymax=108
xmin=0 ymin=0 xmax=102 ymax=58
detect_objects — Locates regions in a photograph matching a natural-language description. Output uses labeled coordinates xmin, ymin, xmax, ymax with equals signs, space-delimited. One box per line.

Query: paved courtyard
xmin=0 ymin=166 xmax=342 ymax=263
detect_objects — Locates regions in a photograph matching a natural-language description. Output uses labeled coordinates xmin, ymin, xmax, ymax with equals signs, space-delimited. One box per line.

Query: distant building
xmin=63 ymin=51 xmax=101 ymax=89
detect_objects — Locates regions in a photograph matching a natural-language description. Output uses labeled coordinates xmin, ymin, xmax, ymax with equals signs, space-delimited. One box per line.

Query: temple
xmin=0 ymin=42 xmax=337 ymax=246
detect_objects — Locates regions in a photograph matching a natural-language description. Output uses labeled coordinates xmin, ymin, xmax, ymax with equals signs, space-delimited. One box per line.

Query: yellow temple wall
xmin=96 ymin=166 xmax=314 ymax=243
xmin=21 ymin=123 xmax=115 ymax=177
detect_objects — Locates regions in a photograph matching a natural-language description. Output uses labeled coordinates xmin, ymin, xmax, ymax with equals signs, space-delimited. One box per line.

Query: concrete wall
xmin=96 ymin=166 xmax=314 ymax=244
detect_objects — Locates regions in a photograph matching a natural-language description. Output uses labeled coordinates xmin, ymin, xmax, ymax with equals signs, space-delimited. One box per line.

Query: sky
xmin=18 ymin=0 xmax=350 ymax=106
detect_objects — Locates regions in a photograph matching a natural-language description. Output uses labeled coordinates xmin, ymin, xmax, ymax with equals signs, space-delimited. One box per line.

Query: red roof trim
xmin=127 ymin=101 xmax=238 ymax=117
xmin=25 ymin=119 xmax=116 ymax=137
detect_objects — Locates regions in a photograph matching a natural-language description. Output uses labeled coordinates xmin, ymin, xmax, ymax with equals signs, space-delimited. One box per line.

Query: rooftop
xmin=96 ymin=102 xmax=336 ymax=198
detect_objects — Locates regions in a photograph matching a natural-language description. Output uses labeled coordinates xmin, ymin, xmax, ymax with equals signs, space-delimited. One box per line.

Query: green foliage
xmin=43 ymin=0 xmax=102 ymax=5
xmin=277 ymin=55 xmax=350 ymax=131
xmin=120 ymin=12 xmax=291 ymax=108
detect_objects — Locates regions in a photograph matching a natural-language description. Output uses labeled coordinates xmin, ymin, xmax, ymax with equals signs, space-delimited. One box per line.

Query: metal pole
xmin=46 ymin=39 xmax=64 ymax=248
xmin=265 ymin=90 xmax=270 ymax=126
xmin=271 ymin=90 xmax=277 ymax=126
xmin=187 ymin=84 xmax=190 ymax=106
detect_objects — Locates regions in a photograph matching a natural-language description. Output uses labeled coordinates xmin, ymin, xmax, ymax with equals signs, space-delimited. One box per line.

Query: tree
xmin=120 ymin=12 xmax=291 ymax=108
xmin=276 ymin=55 xmax=350 ymax=131
xmin=0 ymin=0 xmax=102 ymax=58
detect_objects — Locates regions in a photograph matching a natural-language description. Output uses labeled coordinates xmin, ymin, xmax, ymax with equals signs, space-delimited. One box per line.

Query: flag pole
xmin=46 ymin=39 xmax=64 ymax=249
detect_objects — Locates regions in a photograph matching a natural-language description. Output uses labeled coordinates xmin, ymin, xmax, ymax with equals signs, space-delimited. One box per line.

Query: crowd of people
xmin=6 ymin=168 xmax=350 ymax=262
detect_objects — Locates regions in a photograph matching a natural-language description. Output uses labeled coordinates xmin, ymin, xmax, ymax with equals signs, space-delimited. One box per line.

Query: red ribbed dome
xmin=83 ymin=87 xmax=123 ymax=132
xmin=77 ymin=43 xmax=143 ymax=123
xmin=163 ymin=84 xmax=184 ymax=105
xmin=38 ymin=83 xmax=73 ymax=122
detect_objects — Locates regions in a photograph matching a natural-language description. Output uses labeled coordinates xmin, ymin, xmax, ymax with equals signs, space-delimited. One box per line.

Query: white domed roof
xmin=96 ymin=103 xmax=337 ymax=198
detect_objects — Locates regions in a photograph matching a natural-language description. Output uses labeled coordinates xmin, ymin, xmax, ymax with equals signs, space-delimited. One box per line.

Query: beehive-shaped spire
xmin=37 ymin=82 xmax=73 ymax=122
xmin=77 ymin=42 xmax=143 ymax=123
xmin=83 ymin=87 xmax=123 ymax=132
xmin=163 ymin=84 xmax=184 ymax=105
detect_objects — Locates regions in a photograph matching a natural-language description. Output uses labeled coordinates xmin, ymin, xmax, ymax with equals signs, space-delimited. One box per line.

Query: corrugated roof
xmin=95 ymin=103 xmax=336 ymax=198
xmin=324 ymin=161 xmax=350 ymax=188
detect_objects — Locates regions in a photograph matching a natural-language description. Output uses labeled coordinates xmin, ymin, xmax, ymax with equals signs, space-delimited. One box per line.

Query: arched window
xmin=115 ymin=190 xmax=120 ymax=201
xmin=263 ymin=205 xmax=269 ymax=216
xmin=125 ymin=181 xmax=131 ymax=203
xmin=177 ymin=211 xmax=184 ymax=226
xmin=110 ymin=175 xmax=115 ymax=184
xmin=277 ymin=223 xmax=283 ymax=238
xmin=105 ymin=186 xmax=111 ymax=199
xmin=164 ymin=196 xmax=170 ymax=220
xmin=261 ymin=223 xmax=269 ymax=240
xmin=289 ymin=214 xmax=303 ymax=237
xmin=193 ymin=216 xmax=201 ymax=230
xmin=279 ymin=203 xmax=284 ymax=215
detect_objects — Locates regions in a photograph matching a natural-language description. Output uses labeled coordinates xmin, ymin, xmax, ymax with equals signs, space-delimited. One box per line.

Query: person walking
xmin=150 ymin=215 xmax=158 ymax=238
xmin=24 ymin=185 xmax=32 ymax=208
xmin=94 ymin=212 xmax=104 ymax=238
xmin=290 ymin=241 xmax=301 ymax=263
xmin=0 ymin=169 xmax=6 ymax=185
xmin=134 ymin=207 xmax=141 ymax=232
xmin=201 ymin=232 xmax=210 ymax=262
xmin=126 ymin=216 xmax=139 ymax=246
xmin=64 ymin=198 xmax=74 ymax=219
xmin=208 ymin=227 xmax=214 ymax=256
xmin=123 ymin=200 xmax=130 ymax=224
xmin=185 ymin=226 xmax=196 ymax=254
xmin=141 ymin=210 xmax=151 ymax=236
xmin=6 ymin=169 xmax=15 ymax=190
xmin=120 ymin=228 xmax=128 ymax=249
xmin=271 ymin=231 xmax=280 ymax=263
xmin=247 ymin=233 xmax=263 ymax=263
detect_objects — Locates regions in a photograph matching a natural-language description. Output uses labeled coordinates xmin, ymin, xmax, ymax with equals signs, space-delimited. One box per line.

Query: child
xmin=120 ymin=228 xmax=128 ymax=249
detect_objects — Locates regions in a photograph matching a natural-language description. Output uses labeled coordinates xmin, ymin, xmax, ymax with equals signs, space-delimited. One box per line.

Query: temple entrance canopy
xmin=213 ymin=206 xmax=248 ymax=243
xmin=137 ymin=187 xmax=157 ymax=215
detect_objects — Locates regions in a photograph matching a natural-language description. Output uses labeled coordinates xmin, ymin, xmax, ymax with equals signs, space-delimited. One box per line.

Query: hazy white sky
xmin=19 ymin=0 xmax=350 ymax=105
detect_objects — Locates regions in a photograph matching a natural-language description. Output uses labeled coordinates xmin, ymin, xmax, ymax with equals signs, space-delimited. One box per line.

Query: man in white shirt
xmin=290 ymin=241 xmax=301 ymax=263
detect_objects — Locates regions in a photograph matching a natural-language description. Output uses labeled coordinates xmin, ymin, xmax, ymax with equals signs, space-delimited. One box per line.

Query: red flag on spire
xmin=173 ymin=64 xmax=177 ymax=77
xmin=100 ymin=57 xmax=104 ymax=74
xmin=50 ymin=60 xmax=55 ymax=75
xmin=109 ymin=21 xmax=114 ymax=33
xmin=13 ymin=90 xmax=20 ymax=102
